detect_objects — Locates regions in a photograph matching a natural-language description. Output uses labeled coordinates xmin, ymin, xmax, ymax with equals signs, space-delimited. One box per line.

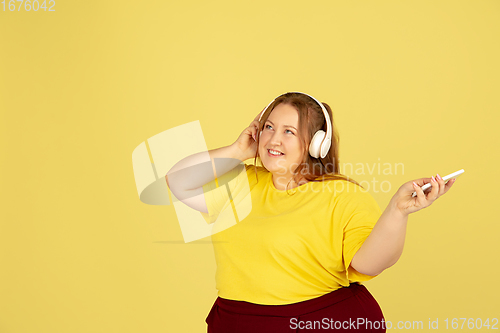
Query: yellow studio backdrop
xmin=1 ymin=0 xmax=499 ymax=332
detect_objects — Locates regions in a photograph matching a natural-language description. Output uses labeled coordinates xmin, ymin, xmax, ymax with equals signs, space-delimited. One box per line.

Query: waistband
xmin=215 ymin=283 xmax=365 ymax=318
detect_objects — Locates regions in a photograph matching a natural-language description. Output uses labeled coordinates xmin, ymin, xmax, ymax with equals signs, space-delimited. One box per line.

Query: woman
xmin=166 ymin=92 xmax=457 ymax=332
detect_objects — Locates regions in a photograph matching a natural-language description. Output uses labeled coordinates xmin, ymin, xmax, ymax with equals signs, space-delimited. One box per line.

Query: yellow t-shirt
xmin=201 ymin=163 xmax=382 ymax=305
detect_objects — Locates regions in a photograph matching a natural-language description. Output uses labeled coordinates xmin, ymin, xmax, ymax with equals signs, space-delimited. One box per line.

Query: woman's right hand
xmin=231 ymin=110 xmax=264 ymax=161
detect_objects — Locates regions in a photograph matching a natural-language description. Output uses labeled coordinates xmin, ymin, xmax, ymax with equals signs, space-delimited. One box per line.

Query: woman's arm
xmin=165 ymin=144 xmax=246 ymax=213
xmin=166 ymin=144 xmax=245 ymax=192
xmin=350 ymin=201 xmax=408 ymax=276
xmin=350 ymin=174 xmax=457 ymax=276
xmin=166 ymin=111 xmax=261 ymax=212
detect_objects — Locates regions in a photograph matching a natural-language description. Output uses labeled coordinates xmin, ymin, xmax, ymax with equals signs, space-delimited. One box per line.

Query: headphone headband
xmin=258 ymin=92 xmax=332 ymax=158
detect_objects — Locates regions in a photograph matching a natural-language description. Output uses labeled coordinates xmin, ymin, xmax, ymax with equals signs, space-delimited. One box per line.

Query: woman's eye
xmin=265 ymin=125 xmax=294 ymax=135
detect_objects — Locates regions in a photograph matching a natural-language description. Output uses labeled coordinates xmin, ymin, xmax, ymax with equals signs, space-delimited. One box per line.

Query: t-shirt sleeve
xmin=339 ymin=185 xmax=383 ymax=283
xmin=199 ymin=163 xmax=252 ymax=224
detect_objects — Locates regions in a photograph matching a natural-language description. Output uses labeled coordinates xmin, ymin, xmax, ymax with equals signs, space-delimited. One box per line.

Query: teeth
xmin=268 ymin=149 xmax=283 ymax=156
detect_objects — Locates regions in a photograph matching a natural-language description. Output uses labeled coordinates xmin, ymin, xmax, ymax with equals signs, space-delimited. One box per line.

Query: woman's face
xmin=258 ymin=103 xmax=305 ymax=183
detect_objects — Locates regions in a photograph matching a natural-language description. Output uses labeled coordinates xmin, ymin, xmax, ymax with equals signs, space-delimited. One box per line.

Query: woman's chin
xmin=262 ymin=164 xmax=287 ymax=175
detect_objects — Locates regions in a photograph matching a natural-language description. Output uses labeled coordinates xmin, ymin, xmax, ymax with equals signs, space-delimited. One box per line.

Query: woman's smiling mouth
xmin=268 ymin=149 xmax=285 ymax=157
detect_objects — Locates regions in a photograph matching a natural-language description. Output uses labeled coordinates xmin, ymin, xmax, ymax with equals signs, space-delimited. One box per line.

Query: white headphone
xmin=258 ymin=92 xmax=332 ymax=159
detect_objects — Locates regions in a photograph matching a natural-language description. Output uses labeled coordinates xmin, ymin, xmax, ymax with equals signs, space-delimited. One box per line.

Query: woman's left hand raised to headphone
xmin=231 ymin=110 xmax=264 ymax=161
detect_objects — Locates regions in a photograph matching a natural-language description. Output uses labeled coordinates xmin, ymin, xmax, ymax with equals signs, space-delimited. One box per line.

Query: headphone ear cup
xmin=309 ymin=130 xmax=325 ymax=158
xmin=320 ymin=137 xmax=331 ymax=159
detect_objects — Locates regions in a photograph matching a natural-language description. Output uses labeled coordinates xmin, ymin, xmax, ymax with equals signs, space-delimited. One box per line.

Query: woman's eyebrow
xmin=266 ymin=120 xmax=297 ymax=131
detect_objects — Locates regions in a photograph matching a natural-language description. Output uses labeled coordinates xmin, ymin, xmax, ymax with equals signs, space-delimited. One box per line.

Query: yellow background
xmin=1 ymin=0 xmax=499 ymax=332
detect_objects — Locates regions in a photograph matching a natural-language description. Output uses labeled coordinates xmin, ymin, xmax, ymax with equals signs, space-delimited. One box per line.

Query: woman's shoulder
xmin=244 ymin=163 xmax=269 ymax=175
xmin=241 ymin=163 xmax=269 ymax=186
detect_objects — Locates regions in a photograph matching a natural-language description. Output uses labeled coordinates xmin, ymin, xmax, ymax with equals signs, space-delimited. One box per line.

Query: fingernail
xmin=431 ymin=176 xmax=436 ymax=182
xmin=413 ymin=182 xmax=418 ymax=187
xmin=436 ymin=174 xmax=442 ymax=180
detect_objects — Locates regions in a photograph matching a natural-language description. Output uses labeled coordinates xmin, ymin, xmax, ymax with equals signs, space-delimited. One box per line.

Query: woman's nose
xmin=269 ymin=131 xmax=283 ymax=146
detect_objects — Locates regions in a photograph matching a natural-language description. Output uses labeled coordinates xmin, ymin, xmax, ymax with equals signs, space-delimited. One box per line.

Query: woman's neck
xmin=271 ymin=173 xmax=308 ymax=191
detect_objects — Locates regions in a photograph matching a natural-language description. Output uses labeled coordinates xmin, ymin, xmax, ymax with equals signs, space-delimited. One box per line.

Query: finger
xmin=250 ymin=120 xmax=261 ymax=131
xmin=436 ymin=174 xmax=446 ymax=196
xmin=254 ymin=120 xmax=263 ymax=138
xmin=413 ymin=177 xmax=433 ymax=198
xmin=414 ymin=177 xmax=432 ymax=187
xmin=428 ymin=175 xmax=439 ymax=201
xmin=412 ymin=181 xmax=426 ymax=206
xmin=444 ymin=177 xmax=456 ymax=193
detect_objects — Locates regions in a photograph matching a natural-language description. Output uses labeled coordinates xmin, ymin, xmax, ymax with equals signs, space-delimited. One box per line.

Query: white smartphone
xmin=411 ymin=169 xmax=464 ymax=197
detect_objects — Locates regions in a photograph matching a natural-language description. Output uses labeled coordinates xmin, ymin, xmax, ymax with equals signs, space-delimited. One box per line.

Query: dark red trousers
xmin=206 ymin=283 xmax=386 ymax=332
